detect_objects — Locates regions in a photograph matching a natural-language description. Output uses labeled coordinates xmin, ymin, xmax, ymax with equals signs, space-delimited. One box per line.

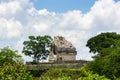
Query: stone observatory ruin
xmin=49 ymin=36 xmax=77 ymax=62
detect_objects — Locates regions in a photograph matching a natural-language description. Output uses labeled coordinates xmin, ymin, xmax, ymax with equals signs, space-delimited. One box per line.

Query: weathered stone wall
xmin=57 ymin=54 xmax=76 ymax=61
xmin=49 ymin=36 xmax=77 ymax=62
xmin=26 ymin=60 xmax=89 ymax=70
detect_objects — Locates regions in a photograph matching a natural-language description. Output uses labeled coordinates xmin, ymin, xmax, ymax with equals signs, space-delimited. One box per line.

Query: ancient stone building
xmin=49 ymin=36 xmax=77 ymax=62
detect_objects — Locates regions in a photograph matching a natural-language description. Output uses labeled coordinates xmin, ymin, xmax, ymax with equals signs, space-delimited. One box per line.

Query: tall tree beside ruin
xmin=86 ymin=32 xmax=120 ymax=57
xmin=86 ymin=32 xmax=120 ymax=79
xmin=22 ymin=35 xmax=53 ymax=62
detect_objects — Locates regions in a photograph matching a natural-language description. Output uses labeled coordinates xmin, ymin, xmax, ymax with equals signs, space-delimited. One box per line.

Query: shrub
xmin=39 ymin=68 xmax=109 ymax=80
xmin=0 ymin=47 xmax=33 ymax=79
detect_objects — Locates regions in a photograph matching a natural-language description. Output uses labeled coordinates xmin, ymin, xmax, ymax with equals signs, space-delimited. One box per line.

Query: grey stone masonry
xmin=49 ymin=36 xmax=77 ymax=62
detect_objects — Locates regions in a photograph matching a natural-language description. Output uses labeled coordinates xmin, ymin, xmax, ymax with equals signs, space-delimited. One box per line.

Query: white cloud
xmin=0 ymin=0 xmax=22 ymax=17
xmin=89 ymin=0 xmax=120 ymax=29
xmin=27 ymin=7 xmax=38 ymax=16
xmin=59 ymin=10 xmax=82 ymax=28
xmin=0 ymin=18 xmax=22 ymax=39
xmin=55 ymin=30 xmax=89 ymax=46
xmin=38 ymin=9 xmax=56 ymax=16
xmin=59 ymin=10 xmax=94 ymax=30
xmin=38 ymin=9 xmax=50 ymax=16
xmin=33 ymin=23 xmax=49 ymax=32
xmin=0 ymin=0 xmax=32 ymax=39
xmin=1 ymin=0 xmax=120 ymax=61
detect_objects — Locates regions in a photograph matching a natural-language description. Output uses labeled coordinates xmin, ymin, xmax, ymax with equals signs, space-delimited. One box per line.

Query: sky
xmin=0 ymin=0 xmax=120 ymax=61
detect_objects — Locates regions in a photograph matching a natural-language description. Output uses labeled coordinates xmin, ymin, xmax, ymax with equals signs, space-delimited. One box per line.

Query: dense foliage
xmin=39 ymin=68 xmax=108 ymax=80
xmin=86 ymin=32 xmax=120 ymax=57
xmin=2 ymin=33 xmax=120 ymax=79
xmin=86 ymin=42 xmax=120 ymax=79
xmin=22 ymin=35 xmax=53 ymax=62
xmin=0 ymin=47 xmax=33 ymax=79
xmin=86 ymin=32 xmax=120 ymax=79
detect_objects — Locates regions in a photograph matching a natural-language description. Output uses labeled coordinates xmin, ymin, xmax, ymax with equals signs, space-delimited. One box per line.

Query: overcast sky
xmin=0 ymin=0 xmax=120 ymax=61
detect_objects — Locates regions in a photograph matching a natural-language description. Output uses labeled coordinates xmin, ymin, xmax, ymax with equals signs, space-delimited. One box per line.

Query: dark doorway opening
xmin=59 ymin=57 xmax=62 ymax=61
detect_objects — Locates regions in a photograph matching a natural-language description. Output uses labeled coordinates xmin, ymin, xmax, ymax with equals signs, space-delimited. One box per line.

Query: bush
xmin=0 ymin=63 xmax=33 ymax=80
xmin=39 ymin=68 xmax=109 ymax=80
xmin=40 ymin=68 xmax=83 ymax=79
xmin=0 ymin=47 xmax=33 ymax=79
xmin=40 ymin=77 xmax=71 ymax=80
xmin=78 ymin=73 xmax=109 ymax=80
xmin=86 ymin=48 xmax=120 ymax=79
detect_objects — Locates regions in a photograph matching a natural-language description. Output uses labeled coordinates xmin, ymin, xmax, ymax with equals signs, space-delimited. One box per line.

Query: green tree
xmin=86 ymin=32 xmax=120 ymax=79
xmin=86 ymin=32 xmax=120 ymax=57
xmin=22 ymin=35 xmax=53 ymax=62
xmin=0 ymin=47 xmax=22 ymax=65
xmin=0 ymin=47 xmax=33 ymax=79
xmin=86 ymin=47 xmax=120 ymax=79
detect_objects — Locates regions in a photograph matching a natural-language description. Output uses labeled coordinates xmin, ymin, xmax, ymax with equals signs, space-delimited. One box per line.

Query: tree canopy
xmin=0 ymin=47 xmax=22 ymax=65
xmin=0 ymin=47 xmax=33 ymax=79
xmin=22 ymin=35 xmax=53 ymax=62
xmin=86 ymin=32 xmax=120 ymax=57
xmin=86 ymin=32 xmax=120 ymax=79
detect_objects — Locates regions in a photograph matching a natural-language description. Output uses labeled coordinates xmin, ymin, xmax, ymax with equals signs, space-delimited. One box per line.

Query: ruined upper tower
xmin=49 ymin=36 xmax=77 ymax=62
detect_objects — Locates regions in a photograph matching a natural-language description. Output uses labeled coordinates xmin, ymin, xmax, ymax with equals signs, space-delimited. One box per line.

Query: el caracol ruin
xmin=26 ymin=36 xmax=89 ymax=70
xmin=49 ymin=36 xmax=77 ymax=62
